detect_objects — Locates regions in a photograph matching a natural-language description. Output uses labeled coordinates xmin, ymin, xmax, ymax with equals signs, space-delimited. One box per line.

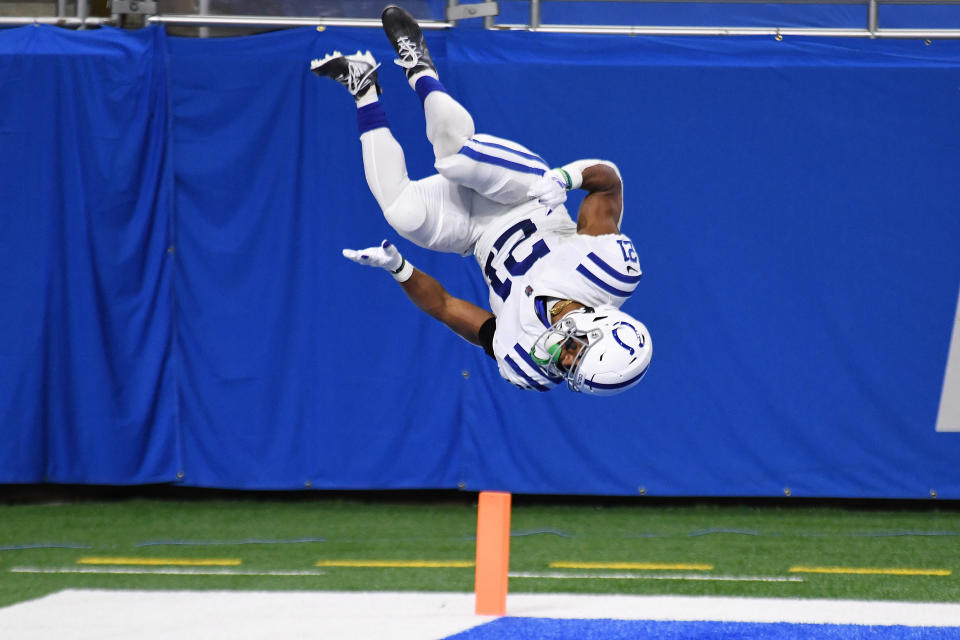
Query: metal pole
xmin=57 ymin=0 xmax=67 ymax=19
xmin=0 ymin=16 xmax=112 ymax=26
xmin=868 ymin=0 xmax=879 ymax=37
xmin=148 ymin=15 xmax=453 ymax=29
xmin=77 ymin=0 xmax=88 ymax=29
xmin=137 ymin=15 xmax=960 ymax=38
xmin=483 ymin=0 xmax=496 ymax=29
xmin=530 ymin=0 xmax=541 ymax=29
xmin=490 ymin=22 xmax=960 ymax=38
xmin=448 ymin=0 xmax=458 ymax=27
xmin=198 ymin=0 xmax=210 ymax=39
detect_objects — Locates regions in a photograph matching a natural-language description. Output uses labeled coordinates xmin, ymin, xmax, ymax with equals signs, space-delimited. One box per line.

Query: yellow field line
xmin=314 ymin=560 xmax=474 ymax=568
xmin=77 ymin=557 xmax=242 ymax=567
xmin=789 ymin=566 xmax=951 ymax=577
xmin=550 ymin=562 xmax=714 ymax=571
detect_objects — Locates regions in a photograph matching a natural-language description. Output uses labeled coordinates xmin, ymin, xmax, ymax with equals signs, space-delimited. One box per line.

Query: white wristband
xmin=560 ymin=159 xmax=618 ymax=191
xmin=391 ymin=256 xmax=414 ymax=282
xmin=560 ymin=164 xmax=584 ymax=191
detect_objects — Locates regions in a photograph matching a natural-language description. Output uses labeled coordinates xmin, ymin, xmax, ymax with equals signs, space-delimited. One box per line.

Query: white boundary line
xmin=510 ymin=571 xmax=803 ymax=582
xmin=9 ymin=566 xmax=325 ymax=577
xmin=2 ymin=590 xmax=960 ymax=640
xmin=10 ymin=566 xmax=801 ymax=583
xmin=0 ymin=590 xmax=488 ymax=640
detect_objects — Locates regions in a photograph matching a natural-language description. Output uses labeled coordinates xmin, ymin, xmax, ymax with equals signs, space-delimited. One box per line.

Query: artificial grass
xmin=1 ymin=495 xmax=959 ymax=609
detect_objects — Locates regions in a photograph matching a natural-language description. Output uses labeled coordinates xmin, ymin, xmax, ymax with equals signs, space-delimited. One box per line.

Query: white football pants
xmin=360 ymin=91 xmax=556 ymax=257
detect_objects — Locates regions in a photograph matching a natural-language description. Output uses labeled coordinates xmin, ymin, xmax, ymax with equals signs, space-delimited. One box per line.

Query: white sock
xmin=356 ymin=85 xmax=379 ymax=108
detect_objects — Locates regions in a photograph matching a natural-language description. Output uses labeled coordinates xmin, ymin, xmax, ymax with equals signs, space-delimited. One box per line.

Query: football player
xmin=311 ymin=5 xmax=652 ymax=395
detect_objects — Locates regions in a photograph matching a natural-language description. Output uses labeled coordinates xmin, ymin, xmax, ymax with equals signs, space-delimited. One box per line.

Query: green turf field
xmin=1 ymin=494 xmax=959 ymax=609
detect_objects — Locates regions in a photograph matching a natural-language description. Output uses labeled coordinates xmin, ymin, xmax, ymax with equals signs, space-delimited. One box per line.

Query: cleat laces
xmin=392 ymin=37 xmax=421 ymax=70
xmin=340 ymin=59 xmax=381 ymax=96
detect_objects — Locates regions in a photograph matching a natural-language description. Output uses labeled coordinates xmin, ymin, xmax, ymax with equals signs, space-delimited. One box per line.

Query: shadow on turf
xmin=2 ymin=484 xmax=958 ymax=512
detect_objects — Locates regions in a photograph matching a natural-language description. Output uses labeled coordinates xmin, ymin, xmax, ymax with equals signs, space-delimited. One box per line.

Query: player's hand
xmin=342 ymin=239 xmax=414 ymax=282
xmin=527 ymin=169 xmax=569 ymax=208
xmin=342 ymin=240 xmax=404 ymax=271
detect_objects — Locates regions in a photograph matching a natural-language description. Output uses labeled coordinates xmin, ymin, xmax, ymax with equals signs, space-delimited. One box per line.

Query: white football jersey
xmin=476 ymin=212 xmax=643 ymax=391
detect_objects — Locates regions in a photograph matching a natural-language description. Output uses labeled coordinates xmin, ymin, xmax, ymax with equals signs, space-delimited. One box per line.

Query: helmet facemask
xmin=530 ymin=311 xmax=603 ymax=391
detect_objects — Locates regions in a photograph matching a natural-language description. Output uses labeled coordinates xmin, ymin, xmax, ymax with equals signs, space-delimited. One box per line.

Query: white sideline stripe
xmin=10 ymin=566 xmax=325 ymax=577
xmin=2 ymin=590 xmax=960 ymax=640
xmin=510 ymin=571 xmax=804 ymax=582
xmin=0 ymin=590 xmax=490 ymax=640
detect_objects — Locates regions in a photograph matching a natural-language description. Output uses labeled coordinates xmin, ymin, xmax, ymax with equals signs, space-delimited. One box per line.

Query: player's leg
xmin=381 ymin=5 xmax=550 ymax=206
xmin=310 ymin=51 xmax=474 ymax=253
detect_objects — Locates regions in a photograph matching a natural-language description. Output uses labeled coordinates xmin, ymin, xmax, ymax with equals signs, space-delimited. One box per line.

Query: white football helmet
xmin=530 ymin=305 xmax=652 ymax=395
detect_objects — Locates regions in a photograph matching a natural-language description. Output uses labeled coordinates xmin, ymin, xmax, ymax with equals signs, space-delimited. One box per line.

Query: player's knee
xmin=431 ymin=133 xmax=470 ymax=162
xmin=424 ymin=94 xmax=475 ymax=161
xmin=383 ymin=188 xmax=428 ymax=238
xmin=428 ymin=118 xmax=473 ymax=162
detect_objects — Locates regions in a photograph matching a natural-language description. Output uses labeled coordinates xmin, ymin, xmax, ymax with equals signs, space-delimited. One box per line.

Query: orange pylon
xmin=474 ymin=491 xmax=511 ymax=616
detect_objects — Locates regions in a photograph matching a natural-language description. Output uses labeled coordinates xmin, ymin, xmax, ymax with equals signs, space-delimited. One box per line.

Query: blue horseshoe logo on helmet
xmin=612 ymin=321 xmax=639 ymax=355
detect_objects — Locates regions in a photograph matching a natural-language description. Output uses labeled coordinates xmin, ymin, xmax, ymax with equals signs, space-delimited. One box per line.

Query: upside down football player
xmin=311 ymin=5 xmax=652 ymax=395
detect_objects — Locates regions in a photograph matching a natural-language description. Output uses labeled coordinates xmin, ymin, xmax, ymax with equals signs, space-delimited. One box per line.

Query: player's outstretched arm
xmin=398 ymin=268 xmax=494 ymax=346
xmin=342 ymin=240 xmax=494 ymax=346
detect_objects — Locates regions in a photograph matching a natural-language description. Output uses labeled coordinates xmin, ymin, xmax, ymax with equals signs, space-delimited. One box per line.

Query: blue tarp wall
xmin=1 ymin=24 xmax=959 ymax=497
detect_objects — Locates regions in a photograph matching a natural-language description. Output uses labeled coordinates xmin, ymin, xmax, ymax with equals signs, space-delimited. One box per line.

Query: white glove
xmin=527 ymin=168 xmax=571 ymax=209
xmin=342 ymin=239 xmax=414 ymax=282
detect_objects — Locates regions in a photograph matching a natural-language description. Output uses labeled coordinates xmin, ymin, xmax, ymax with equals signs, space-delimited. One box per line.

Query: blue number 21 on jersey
xmin=484 ymin=219 xmax=551 ymax=302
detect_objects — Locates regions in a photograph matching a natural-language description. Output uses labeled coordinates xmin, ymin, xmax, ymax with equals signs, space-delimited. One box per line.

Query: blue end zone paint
xmin=443 ymin=618 xmax=960 ymax=640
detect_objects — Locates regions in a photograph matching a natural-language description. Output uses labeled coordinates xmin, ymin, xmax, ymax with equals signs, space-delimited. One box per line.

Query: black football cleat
xmin=381 ymin=5 xmax=436 ymax=79
xmin=310 ymin=50 xmax=381 ymax=100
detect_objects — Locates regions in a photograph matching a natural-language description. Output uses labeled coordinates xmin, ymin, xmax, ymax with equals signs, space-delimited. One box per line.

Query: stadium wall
xmin=1 ymin=24 xmax=959 ymax=497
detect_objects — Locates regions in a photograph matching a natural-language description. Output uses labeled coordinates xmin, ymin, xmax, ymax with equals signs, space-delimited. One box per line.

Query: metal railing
xmin=1 ymin=0 xmax=959 ymax=37
xmin=504 ymin=0 xmax=960 ymax=37
xmin=146 ymin=14 xmax=453 ymax=30
xmin=0 ymin=0 xmax=111 ymax=28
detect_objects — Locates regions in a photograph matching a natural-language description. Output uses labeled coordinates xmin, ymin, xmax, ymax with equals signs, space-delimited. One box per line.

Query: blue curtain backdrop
xmin=1 ymin=24 xmax=958 ymax=496
xmin=0 ymin=26 xmax=178 ymax=484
